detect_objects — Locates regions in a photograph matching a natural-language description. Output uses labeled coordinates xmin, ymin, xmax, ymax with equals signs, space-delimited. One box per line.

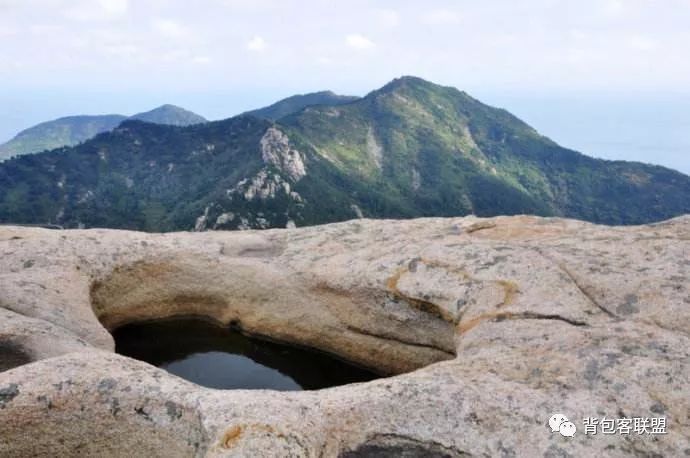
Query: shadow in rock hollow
xmin=113 ymin=317 xmax=380 ymax=391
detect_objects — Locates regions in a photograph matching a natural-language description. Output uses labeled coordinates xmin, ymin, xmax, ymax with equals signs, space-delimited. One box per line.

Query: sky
xmin=0 ymin=0 xmax=688 ymax=173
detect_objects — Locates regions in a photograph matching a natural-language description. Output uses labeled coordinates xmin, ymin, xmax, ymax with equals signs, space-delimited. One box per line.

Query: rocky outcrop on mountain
xmin=260 ymin=127 xmax=307 ymax=182
xmin=0 ymin=215 xmax=688 ymax=457
xmin=3 ymin=77 xmax=690 ymax=232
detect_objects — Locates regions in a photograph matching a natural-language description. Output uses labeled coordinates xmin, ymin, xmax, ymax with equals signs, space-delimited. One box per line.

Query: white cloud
xmin=0 ymin=25 xmax=17 ymax=36
xmin=160 ymin=49 xmax=190 ymax=62
xmin=2 ymin=0 xmax=690 ymax=99
xmin=64 ymin=0 xmax=128 ymax=21
xmin=346 ymin=34 xmax=375 ymax=50
xmin=629 ymin=35 xmax=656 ymax=52
xmin=246 ymin=35 xmax=266 ymax=52
xmin=192 ymin=55 xmax=212 ymax=64
xmin=568 ymin=28 xmax=589 ymax=41
xmin=217 ymin=0 xmax=273 ymax=11
xmin=103 ymin=43 xmax=140 ymax=59
xmin=422 ymin=9 xmax=461 ymax=25
xmin=98 ymin=0 xmax=128 ymax=16
xmin=376 ymin=9 xmax=400 ymax=28
xmin=152 ymin=18 xmax=189 ymax=38
xmin=603 ymin=0 xmax=624 ymax=17
xmin=29 ymin=24 xmax=62 ymax=36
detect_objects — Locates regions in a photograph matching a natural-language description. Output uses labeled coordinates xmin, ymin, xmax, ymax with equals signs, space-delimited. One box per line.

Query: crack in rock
xmin=345 ymin=324 xmax=456 ymax=358
xmin=457 ymin=311 xmax=588 ymax=335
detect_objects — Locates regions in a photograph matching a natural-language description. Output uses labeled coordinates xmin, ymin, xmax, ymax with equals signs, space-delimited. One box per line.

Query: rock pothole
xmin=1 ymin=215 xmax=688 ymax=457
xmin=112 ymin=317 xmax=380 ymax=390
xmin=0 ymin=341 xmax=31 ymax=373
xmin=89 ymin=257 xmax=457 ymax=376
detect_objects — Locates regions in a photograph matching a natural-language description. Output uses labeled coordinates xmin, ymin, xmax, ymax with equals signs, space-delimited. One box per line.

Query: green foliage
xmin=0 ymin=117 xmax=267 ymax=229
xmin=0 ymin=105 xmax=207 ymax=160
xmin=283 ymin=76 xmax=690 ymax=225
xmin=0 ymin=115 xmax=127 ymax=161
xmin=0 ymin=76 xmax=688 ymax=231
xmin=245 ymin=91 xmax=360 ymax=121
xmin=129 ymin=104 xmax=207 ymax=126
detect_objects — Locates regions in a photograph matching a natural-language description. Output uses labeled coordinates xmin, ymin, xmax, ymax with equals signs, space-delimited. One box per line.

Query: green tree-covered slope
xmin=129 ymin=104 xmax=207 ymax=126
xmin=0 ymin=105 xmax=207 ymax=161
xmin=0 ymin=115 xmax=127 ymax=161
xmin=244 ymin=91 xmax=360 ymax=121
xmin=282 ymin=76 xmax=690 ymax=224
xmin=0 ymin=77 xmax=688 ymax=231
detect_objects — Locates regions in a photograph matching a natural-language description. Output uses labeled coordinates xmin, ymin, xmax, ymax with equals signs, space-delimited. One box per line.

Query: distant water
xmin=479 ymin=92 xmax=690 ymax=176
xmin=114 ymin=318 xmax=378 ymax=391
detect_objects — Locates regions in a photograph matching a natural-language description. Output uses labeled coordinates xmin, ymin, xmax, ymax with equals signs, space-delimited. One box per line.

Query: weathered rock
xmin=0 ymin=215 xmax=688 ymax=457
xmin=260 ymin=127 xmax=306 ymax=181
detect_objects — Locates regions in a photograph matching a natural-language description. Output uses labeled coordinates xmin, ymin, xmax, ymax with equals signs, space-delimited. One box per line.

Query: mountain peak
xmin=378 ymin=75 xmax=437 ymax=92
xmin=368 ymin=76 xmax=470 ymax=104
xmin=392 ymin=75 xmax=432 ymax=84
xmin=0 ymin=104 xmax=207 ymax=160
xmin=244 ymin=90 xmax=360 ymax=121
xmin=130 ymin=105 xmax=207 ymax=126
xmin=2 ymin=78 xmax=689 ymax=232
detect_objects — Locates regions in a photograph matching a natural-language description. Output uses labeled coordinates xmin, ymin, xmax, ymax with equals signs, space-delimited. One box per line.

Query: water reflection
xmin=114 ymin=318 xmax=378 ymax=391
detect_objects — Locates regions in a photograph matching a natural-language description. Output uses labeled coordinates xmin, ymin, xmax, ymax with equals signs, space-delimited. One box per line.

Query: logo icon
xmin=549 ymin=413 xmax=577 ymax=437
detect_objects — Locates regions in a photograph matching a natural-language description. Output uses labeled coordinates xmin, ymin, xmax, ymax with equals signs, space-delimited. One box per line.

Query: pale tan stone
xmin=0 ymin=215 xmax=688 ymax=456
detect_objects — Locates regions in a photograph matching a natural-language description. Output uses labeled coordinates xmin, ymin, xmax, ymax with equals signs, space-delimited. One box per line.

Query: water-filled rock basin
xmin=114 ymin=318 xmax=378 ymax=390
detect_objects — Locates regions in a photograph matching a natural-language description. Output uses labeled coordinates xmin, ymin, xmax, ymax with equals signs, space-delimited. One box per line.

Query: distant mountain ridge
xmin=0 ymin=104 xmax=207 ymax=160
xmin=129 ymin=104 xmax=207 ymax=126
xmin=0 ymin=76 xmax=688 ymax=231
xmin=244 ymin=90 xmax=360 ymax=121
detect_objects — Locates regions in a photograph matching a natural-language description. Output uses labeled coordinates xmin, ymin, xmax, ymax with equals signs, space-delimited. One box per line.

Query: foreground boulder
xmin=0 ymin=215 xmax=688 ymax=457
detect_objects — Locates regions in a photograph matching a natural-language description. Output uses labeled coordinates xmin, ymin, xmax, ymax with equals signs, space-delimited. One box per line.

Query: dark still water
xmin=113 ymin=318 xmax=378 ymax=391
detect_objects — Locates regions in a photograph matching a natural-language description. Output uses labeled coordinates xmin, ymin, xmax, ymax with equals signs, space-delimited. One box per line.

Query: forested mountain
xmin=0 ymin=105 xmax=206 ymax=160
xmin=0 ymin=77 xmax=688 ymax=231
xmin=129 ymin=104 xmax=207 ymax=126
xmin=244 ymin=91 xmax=359 ymax=121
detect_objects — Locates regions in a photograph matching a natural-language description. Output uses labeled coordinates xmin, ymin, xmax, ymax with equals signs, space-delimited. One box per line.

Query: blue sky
xmin=0 ymin=0 xmax=688 ymax=173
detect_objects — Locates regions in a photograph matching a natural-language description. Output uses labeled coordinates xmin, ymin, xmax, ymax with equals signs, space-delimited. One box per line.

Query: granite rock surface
xmin=0 ymin=215 xmax=688 ymax=457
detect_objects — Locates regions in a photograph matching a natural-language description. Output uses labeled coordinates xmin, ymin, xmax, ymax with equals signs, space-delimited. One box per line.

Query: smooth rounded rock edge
xmin=1 ymin=215 xmax=689 ymax=457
